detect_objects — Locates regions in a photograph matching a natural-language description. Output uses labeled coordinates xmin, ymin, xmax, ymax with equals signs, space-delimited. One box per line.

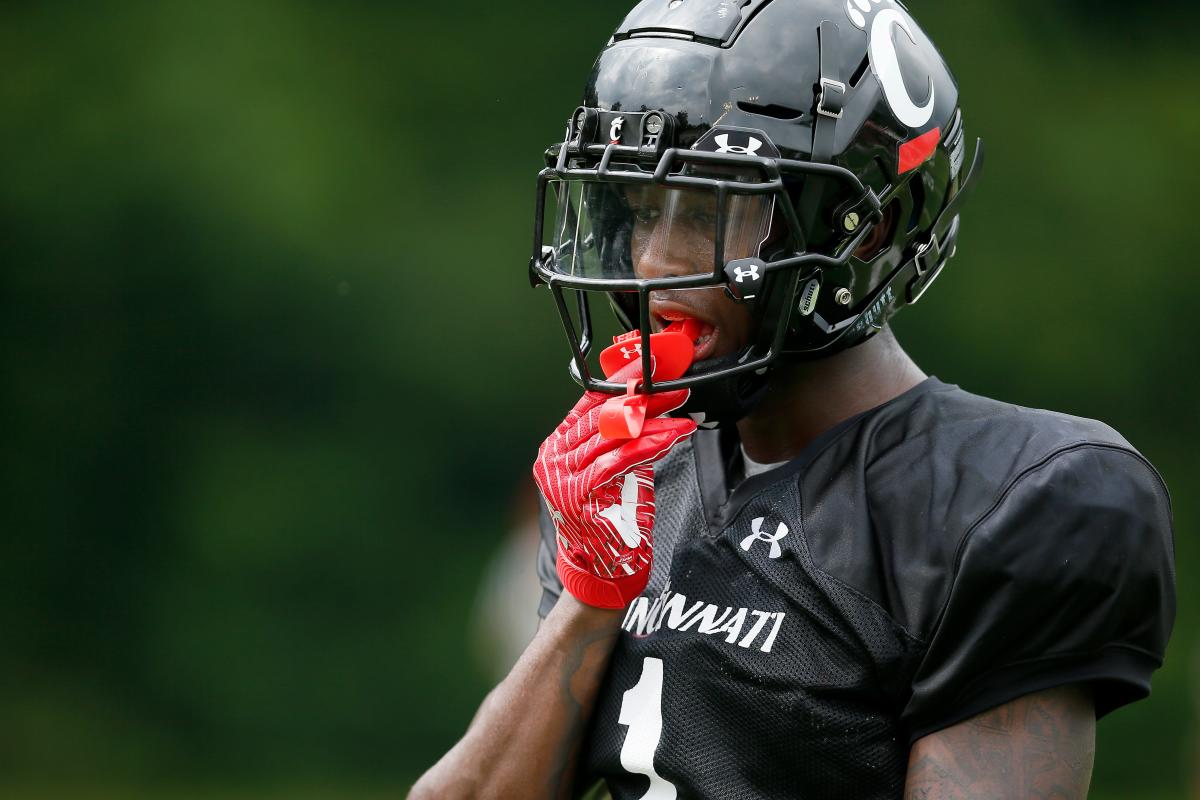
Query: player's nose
xmin=634 ymin=224 xmax=708 ymax=280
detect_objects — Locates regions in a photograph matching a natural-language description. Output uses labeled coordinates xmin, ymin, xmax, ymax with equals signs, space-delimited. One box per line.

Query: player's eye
xmin=631 ymin=206 xmax=662 ymax=224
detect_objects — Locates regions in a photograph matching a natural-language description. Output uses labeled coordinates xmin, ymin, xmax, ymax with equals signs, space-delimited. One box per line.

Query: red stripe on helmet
xmin=898 ymin=127 xmax=941 ymax=174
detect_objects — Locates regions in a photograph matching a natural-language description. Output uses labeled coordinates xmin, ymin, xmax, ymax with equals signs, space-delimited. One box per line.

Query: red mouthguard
xmin=597 ymin=319 xmax=700 ymax=440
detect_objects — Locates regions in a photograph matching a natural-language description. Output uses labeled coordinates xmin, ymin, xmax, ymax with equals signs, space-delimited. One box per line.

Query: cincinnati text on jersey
xmin=621 ymin=579 xmax=786 ymax=653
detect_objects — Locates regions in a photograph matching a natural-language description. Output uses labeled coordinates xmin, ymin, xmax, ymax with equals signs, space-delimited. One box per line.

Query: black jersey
xmin=535 ymin=378 xmax=1175 ymax=800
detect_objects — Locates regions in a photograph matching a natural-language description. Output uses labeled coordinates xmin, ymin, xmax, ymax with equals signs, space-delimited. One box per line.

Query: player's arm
xmin=409 ymin=594 xmax=623 ymax=800
xmin=899 ymin=447 xmax=1174 ymax=800
xmin=412 ymin=370 xmax=695 ymax=799
xmin=903 ymin=684 xmax=1095 ymax=800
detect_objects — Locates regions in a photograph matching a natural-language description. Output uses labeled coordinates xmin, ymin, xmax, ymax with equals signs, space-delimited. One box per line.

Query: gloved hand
xmin=533 ymin=366 xmax=697 ymax=609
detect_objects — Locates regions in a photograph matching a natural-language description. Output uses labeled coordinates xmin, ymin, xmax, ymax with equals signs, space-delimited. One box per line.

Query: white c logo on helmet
xmin=869 ymin=8 xmax=935 ymax=129
xmin=609 ymin=116 xmax=624 ymax=143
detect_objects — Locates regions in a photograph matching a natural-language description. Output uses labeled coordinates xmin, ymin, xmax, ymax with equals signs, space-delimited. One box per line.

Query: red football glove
xmin=534 ymin=366 xmax=697 ymax=609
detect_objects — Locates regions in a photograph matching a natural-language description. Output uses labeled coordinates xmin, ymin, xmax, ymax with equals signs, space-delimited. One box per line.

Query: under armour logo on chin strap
xmin=714 ymin=133 xmax=763 ymax=156
xmin=733 ymin=264 xmax=760 ymax=283
xmin=741 ymin=517 xmax=789 ymax=560
xmin=619 ymin=343 xmax=642 ymax=360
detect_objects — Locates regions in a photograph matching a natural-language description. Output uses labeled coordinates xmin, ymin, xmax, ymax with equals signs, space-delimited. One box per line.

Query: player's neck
xmin=736 ymin=328 xmax=926 ymax=464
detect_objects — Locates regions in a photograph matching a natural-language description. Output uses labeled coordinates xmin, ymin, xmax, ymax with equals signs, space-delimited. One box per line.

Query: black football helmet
xmin=530 ymin=0 xmax=983 ymax=426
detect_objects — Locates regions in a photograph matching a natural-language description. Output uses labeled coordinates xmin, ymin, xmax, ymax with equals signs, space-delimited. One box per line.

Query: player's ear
xmin=853 ymin=201 xmax=898 ymax=261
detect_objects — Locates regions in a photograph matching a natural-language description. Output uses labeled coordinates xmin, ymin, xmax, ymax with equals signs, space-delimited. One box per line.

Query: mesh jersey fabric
xmin=534 ymin=377 xmax=1175 ymax=799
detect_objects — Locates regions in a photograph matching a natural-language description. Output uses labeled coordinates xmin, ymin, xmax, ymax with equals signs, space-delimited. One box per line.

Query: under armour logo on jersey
xmin=619 ymin=343 xmax=642 ymax=360
xmin=733 ymin=264 xmax=760 ymax=283
xmin=741 ymin=517 xmax=789 ymax=559
xmin=713 ymin=133 xmax=762 ymax=156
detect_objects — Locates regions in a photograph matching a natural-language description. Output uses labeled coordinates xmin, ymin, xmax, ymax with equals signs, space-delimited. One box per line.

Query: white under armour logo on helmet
xmin=741 ymin=517 xmax=789 ymax=559
xmin=733 ymin=264 xmax=759 ymax=283
xmin=713 ymin=133 xmax=763 ymax=156
xmin=619 ymin=343 xmax=642 ymax=360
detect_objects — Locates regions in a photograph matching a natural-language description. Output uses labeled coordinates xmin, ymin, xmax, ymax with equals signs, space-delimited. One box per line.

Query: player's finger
xmin=638 ymin=416 xmax=699 ymax=439
xmin=566 ymin=428 xmax=626 ymax=472
xmin=593 ymin=418 xmax=698 ymax=485
xmin=645 ymin=388 xmax=690 ymax=418
xmin=633 ymin=418 xmax=699 ymax=463
xmin=569 ymin=380 xmax=689 ymax=440
xmin=561 ymin=358 xmax=647 ymax=430
xmin=562 ymin=389 xmax=608 ymax=429
xmin=566 ymin=388 xmax=692 ymax=469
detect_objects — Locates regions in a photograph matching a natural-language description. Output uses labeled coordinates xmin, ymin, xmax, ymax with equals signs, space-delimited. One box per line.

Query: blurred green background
xmin=2 ymin=1 xmax=1195 ymax=798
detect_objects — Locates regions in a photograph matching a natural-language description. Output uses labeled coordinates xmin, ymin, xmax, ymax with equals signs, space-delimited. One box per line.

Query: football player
xmin=412 ymin=0 xmax=1175 ymax=797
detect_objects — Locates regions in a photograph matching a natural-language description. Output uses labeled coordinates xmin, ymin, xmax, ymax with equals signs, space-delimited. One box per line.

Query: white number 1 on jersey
xmin=618 ymin=656 xmax=677 ymax=799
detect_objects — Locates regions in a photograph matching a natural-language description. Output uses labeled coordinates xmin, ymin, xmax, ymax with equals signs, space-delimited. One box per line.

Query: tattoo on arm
xmin=904 ymin=684 xmax=1095 ymax=800
xmin=544 ymin=625 xmax=621 ymax=800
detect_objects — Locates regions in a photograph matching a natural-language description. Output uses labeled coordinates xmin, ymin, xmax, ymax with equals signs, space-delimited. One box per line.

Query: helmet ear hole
xmin=853 ymin=201 xmax=898 ymax=263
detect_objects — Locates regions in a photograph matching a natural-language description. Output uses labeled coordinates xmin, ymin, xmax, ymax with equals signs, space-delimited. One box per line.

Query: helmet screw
xmin=842 ymin=212 xmax=860 ymax=232
xmin=834 ymin=288 xmax=852 ymax=306
xmin=668 ymin=0 xmax=683 ymax=8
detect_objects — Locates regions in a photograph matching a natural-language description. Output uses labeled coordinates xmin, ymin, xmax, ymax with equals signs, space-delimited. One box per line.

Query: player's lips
xmin=651 ymin=303 xmax=718 ymax=362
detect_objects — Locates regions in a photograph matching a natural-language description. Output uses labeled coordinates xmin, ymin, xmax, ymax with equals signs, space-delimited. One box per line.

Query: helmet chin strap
xmin=674 ymin=352 xmax=770 ymax=429
xmin=797 ymin=20 xmax=845 ymax=249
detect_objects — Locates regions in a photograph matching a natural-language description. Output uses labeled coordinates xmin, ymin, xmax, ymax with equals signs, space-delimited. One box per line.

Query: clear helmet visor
xmin=545 ymin=175 xmax=775 ymax=281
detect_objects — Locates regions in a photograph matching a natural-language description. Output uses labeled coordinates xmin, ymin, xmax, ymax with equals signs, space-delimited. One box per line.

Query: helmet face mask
xmin=530 ymin=0 xmax=984 ymax=426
